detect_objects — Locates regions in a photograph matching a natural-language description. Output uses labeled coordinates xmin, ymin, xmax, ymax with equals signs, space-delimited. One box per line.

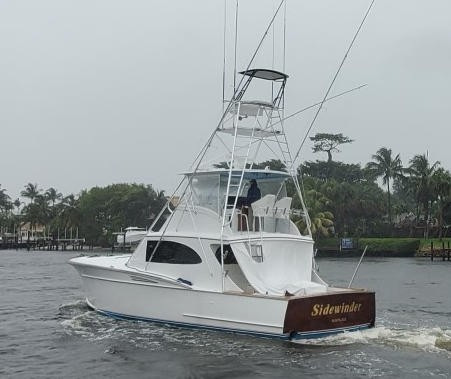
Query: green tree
xmin=58 ymin=194 xmax=81 ymax=230
xmin=252 ymin=159 xmax=286 ymax=172
xmin=0 ymin=185 xmax=11 ymax=213
xmin=45 ymin=187 xmax=62 ymax=207
xmin=213 ymin=162 xmax=230 ymax=169
xmin=21 ymin=183 xmax=40 ymax=204
xmin=294 ymin=183 xmax=334 ymax=238
xmin=0 ymin=185 xmax=13 ymax=231
xmin=310 ymin=133 xmax=354 ymax=163
xmin=77 ymin=183 xmax=166 ymax=246
xmin=301 ymin=160 xmax=372 ymax=183
xmin=297 ymin=163 xmax=385 ymax=237
xmin=13 ymin=199 xmax=21 ymax=211
xmin=407 ymin=154 xmax=440 ymax=237
xmin=45 ymin=187 xmax=63 ymax=226
xmin=296 ymin=211 xmax=334 ymax=239
xmin=366 ymin=147 xmax=403 ymax=226
xmin=431 ymin=168 xmax=451 ymax=238
xmin=22 ymin=194 xmax=50 ymax=232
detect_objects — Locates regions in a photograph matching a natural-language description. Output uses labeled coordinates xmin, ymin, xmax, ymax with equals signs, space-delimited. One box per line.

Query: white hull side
xmin=74 ymin=263 xmax=289 ymax=337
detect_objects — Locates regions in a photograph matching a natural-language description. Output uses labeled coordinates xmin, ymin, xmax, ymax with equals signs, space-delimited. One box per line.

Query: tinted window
xmin=146 ymin=241 xmax=202 ymax=264
xmin=214 ymin=244 xmax=237 ymax=264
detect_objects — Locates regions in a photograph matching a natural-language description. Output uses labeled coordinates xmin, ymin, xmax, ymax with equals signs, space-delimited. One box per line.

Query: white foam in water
xmin=61 ymin=311 xmax=97 ymax=337
xmin=296 ymin=326 xmax=451 ymax=354
xmin=59 ymin=300 xmax=451 ymax=355
xmin=60 ymin=299 xmax=87 ymax=309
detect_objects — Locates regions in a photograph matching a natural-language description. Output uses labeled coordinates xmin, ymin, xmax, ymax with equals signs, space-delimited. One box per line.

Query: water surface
xmin=1 ymin=250 xmax=450 ymax=378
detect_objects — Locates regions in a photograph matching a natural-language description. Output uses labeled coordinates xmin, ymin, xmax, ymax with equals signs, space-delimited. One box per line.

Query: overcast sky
xmin=1 ymin=0 xmax=450 ymax=200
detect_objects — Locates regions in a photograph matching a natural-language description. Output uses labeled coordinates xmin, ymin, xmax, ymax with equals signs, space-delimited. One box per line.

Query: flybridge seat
xmin=251 ymin=195 xmax=276 ymax=231
xmin=250 ymin=195 xmax=293 ymax=232
xmin=274 ymin=197 xmax=292 ymax=218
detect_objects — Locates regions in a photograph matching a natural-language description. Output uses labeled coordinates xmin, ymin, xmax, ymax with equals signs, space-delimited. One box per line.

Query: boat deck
xmin=224 ymin=286 xmax=366 ymax=300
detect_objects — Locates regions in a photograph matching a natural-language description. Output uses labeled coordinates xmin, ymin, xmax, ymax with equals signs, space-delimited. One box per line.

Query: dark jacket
xmin=247 ymin=183 xmax=261 ymax=204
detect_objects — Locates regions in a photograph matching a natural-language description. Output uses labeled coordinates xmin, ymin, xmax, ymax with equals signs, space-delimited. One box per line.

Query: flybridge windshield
xmin=188 ymin=171 xmax=288 ymax=215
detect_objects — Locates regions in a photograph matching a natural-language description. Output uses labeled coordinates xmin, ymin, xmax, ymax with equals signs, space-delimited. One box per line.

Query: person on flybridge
xmin=236 ymin=179 xmax=262 ymax=232
xmin=246 ymin=179 xmax=261 ymax=205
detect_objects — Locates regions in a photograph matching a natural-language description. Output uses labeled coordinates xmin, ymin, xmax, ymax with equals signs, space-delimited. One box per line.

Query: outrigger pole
xmin=269 ymin=84 xmax=367 ymax=129
xmin=290 ymin=0 xmax=376 ymax=171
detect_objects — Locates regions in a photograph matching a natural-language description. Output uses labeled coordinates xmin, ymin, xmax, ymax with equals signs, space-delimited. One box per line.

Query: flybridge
xmin=151 ymin=61 xmax=312 ymax=244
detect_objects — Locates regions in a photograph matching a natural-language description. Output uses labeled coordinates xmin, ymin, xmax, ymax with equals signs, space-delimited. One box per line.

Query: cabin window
xmin=146 ymin=241 xmax=202 ymax=264
xmin=213 ymin=244 xmax=238 ymax=264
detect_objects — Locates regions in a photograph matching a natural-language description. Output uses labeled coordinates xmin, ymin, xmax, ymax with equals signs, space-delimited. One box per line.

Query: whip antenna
xmin=283 ymin=0 xmax=286 ymax=73
xmin=233 ymin=0 xmax=239 ymax=94
xmin=222 ymin=0 xmax=227 ymax=114
xmin=291 ymin=0 xmax=376 ymax=170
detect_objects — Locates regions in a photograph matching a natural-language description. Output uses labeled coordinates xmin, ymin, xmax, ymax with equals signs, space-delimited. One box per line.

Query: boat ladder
xmin=250 ymin=243 xmax=264 ymax=262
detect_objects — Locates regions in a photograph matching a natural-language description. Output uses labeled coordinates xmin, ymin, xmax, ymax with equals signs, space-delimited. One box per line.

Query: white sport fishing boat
xmin=70 ymin=5 xmax=375 ymax=340
xmin=116 ymin=227 xmax=147 ymax=245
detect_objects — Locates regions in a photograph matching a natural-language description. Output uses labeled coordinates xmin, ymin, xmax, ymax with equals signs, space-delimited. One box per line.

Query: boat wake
xmin=59 ymin=300 xmax=451 ymax=355
xmin=58 ymin=299 xmax=89 ymax=315
xmin=58 ymin=300 xmax=222 ymax=350
xmin=295 ymin=326 xmax=451 ymax=354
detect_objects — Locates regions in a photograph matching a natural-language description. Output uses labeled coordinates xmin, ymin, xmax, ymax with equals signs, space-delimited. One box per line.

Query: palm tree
xmin=45 ymin=187 xmax=62 ymax=207
xmin=0 ymin=185 xmax=11 ymax=213
xmin=21 ymin=183 xmax=40 ymax=204
xmin=35 ymin=195 xmax=51 ymax=225
xmin=295 ymin=184 xmax=335 ymax=239
xmin=22 ymin=194 xmax=50 ymax=231
xmin=431 ymin=168 xmax=451 ymax=238
xmin=407 ymin=154 xmax=440 ymax=237
xmin=45 ymin=187 xmax=62 ymax=223
xmin=366 ymin=147 xmax=403 ymax=225
xmin=296 ymin=211 xmax=334 ymax=239
xmin=59 ymin=194 xmax=81 ymax=229
xmin=13 ymin=199 xmax=21 ymax=211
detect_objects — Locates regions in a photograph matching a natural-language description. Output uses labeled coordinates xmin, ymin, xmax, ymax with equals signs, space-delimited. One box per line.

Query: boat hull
xmin=72 ymin=261 xmax=375 ymax=340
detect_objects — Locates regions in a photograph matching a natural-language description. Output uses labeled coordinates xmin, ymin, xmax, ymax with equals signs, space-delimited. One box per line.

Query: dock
xmin=0 ymin=228 xmax=89 ymax=251
xmin=420 ymin=241 xmax=451 ymax=261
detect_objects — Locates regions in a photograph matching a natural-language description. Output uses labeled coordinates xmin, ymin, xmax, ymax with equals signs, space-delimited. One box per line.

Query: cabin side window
xmin=213 ymin=244 xmax=238 ymax=264
xmin=146 ymin=241 xmax=202 ymax=264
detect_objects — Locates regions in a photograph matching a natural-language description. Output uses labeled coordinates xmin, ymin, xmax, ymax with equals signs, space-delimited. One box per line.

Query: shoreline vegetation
xmin=1 ymin=134 xmax=450 ymax=253
xmin=316 ymin=237 xmax=451 ymax=257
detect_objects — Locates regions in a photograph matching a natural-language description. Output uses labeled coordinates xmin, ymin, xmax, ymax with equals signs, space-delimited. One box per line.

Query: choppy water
xmin=1 ymin=250 xmax=451 ymax=378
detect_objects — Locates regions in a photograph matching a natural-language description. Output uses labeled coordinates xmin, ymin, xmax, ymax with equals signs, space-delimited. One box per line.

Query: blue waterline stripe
xmin=96 ymin=309 xmax=371 ymax=340
xmin=291 ymin=324 xmax=370 ymax=340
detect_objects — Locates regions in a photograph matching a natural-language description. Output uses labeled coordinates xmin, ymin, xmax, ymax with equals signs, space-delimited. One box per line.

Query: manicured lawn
xmin=316 ymin=237 xmax=420 ymax=256
xmin=419 ymin=238 xmax=451 ymax=250
xmin=316 ymin=237 xmax=451 ymax=255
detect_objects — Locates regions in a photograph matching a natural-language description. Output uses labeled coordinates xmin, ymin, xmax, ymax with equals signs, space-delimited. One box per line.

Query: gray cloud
xmin=1 ymin=0 xmax=450 ymax=199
